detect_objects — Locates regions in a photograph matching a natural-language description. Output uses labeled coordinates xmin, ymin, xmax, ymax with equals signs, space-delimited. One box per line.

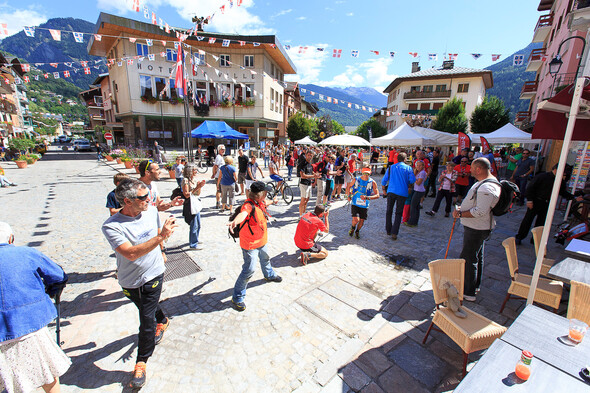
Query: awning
xmin=190 ymin=120 xmax=249 ymax=140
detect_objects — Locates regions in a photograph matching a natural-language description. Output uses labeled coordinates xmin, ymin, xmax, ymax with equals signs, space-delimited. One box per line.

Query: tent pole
xmin=527 ymin=77 xmax=586 ymax=305
xmin=564 ymin=141 xmax=588 ymax=219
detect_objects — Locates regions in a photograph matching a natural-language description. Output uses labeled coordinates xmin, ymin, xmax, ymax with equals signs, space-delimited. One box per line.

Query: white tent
xmin=294 ymin=136 xmax=317 ymax=145
xmin=470 ymin=123 xmax=541 ymax=144
xmin=371 ymin=123 xmax=435 ymax=146
xmin=413 ymin=126 xmax=457 ymax=146
xmin=319 ymin=134 xmax=372 ymax=146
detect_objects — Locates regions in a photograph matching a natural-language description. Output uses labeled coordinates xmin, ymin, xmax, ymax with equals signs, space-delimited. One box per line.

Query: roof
xmin=88 ymin=13 xmax=296 ymax=74
xmin=92 ymin=73 xmax=109 ymax=85
xmin=383 ymin=66 xmax=493 ymax=93
xmin=537 ymin=0 xmax=555 ymax=11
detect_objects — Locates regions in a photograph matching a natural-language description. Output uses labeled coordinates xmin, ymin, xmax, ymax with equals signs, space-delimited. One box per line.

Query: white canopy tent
xmin=469 ymin=123 xmax=541 ymax=144
xmin=294 ymin=136 xmax=317 ymax=145
xmin=413 ymin=126 xmax=457 ymax=146
xmin=319 ymin=134 xmax=372 ymax=146
xmin=370 ymin=123 xmax=435 ymax=146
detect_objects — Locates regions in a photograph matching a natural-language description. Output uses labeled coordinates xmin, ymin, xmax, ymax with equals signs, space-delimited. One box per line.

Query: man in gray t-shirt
xmin=101 ymin=179 xmax=178 ymax=389
xmin=510 ymin=149 xmax=535 ymax=205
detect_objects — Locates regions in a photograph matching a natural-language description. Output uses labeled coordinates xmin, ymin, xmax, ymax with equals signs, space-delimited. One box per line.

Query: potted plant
xmin=221 ymin=99 xmax=233 ymax=108
xmin=132 ymin=160 xmax=140 ymax=174
xmin=121 ymin=156 xmax=133 ymax=169
xmin=13 ymin=154 xmax=28 ymax=168
xmin=243 ymin=99 xmax=256 ymax=108
xmin=164 ymin=162 xmax=175 ymax=179
xmin=28 ymin=153 xmax=40 ymax=164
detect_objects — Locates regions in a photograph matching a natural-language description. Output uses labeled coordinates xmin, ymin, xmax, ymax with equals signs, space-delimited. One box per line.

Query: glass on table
xmin=568 ymin=319 xmax=588 ymax=344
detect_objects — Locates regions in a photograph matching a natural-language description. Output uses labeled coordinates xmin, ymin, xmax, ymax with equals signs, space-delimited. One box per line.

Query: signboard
xmin=104 ymin=132 xmax=113 ymax=140
xmin=147 ymin=131 xmax=173 ymax=139
xmin=107 ymin=138 xmax=113 ymax=147
xmin=259 ymin=140 xmax=266 ymax=149
xmin=243 ymin=141 xmax=250 ymax=151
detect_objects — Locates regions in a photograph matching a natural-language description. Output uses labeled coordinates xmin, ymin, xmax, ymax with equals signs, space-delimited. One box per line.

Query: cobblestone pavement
xmin=0 ymin=147 xmax=571 ymax=392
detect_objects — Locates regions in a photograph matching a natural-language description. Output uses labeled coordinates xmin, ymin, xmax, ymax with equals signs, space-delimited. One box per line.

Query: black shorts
xmin=300 ymin=243 xmax=322 ymax=253
xmin=456 ymin=184 xmax=469 ymax=197
xmin=324 ymin=180 xmax=334 ymax=196
xmin=351 ymin=205 xmax=368 ymax=220
xmin=335 ymin=175 xmax=344 ymax=185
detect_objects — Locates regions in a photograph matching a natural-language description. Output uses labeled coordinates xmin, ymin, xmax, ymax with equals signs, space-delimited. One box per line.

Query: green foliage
xmin=8 ymin=137 xmax=35 ymax=152
xmin=331 ymin=120 xmax=344 ymax=135
xmin=311 ymin=115 xmax=344 ymax=141
xmin=354 ymin=118 xmax=388 ymax=141
xmin=432 ymin=97 xmax=468 ymax=134
xmin=470 ymin=96 xmax=511 ymax=133
xmin=287 ymin=112 xmax=314 ymax=141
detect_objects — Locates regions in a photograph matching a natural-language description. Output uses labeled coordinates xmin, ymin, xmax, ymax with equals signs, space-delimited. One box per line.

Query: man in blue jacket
xmin=381 ymin=152 xmax=416 ymax=240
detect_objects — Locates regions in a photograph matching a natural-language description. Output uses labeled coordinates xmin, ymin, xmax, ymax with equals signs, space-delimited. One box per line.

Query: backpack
xmin=170 ymin=186 xmax=184 ymax=201
xmin=228 ymin=201 xmax=257 ymax=241
xmin=472 ymin=178 xmax=520 ymax=217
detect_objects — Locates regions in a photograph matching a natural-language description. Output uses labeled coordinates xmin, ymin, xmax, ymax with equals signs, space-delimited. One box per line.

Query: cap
xmin=361 ymin=167 xmax=371 ymax=174
xmin=250 ymin=181 xmax=273 ymax=193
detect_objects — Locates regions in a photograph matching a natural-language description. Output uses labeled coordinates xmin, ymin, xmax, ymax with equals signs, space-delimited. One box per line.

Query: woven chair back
xmin=568 ymin=280 xmax=590 ymax=325
xmin=428 ymin=259 xmax=465 ymax=306
xmin=531 ymin=226 xmax=548 ymax=258
xmin=502 ymin=237 xmax=519 ymax=278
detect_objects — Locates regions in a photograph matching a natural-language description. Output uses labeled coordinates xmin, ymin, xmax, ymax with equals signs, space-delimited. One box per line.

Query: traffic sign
xmin=104 ymin=132 xmax=113 ymax=140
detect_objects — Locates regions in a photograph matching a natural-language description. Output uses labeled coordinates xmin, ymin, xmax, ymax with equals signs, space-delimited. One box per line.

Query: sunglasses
xmin=144 ymin=159 xmax=153 ymax=172
xmin=133 ymin=193 xmax=150 ymax=201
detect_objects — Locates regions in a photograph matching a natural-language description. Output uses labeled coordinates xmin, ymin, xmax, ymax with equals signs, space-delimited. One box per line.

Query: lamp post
xmin=548 ymin=35 xmax=586 ymax=96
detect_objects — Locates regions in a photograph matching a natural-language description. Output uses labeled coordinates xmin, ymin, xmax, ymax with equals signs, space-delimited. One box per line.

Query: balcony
xmin=403 ymin=90 xmax=451 ymax=100
xmin=515 ymin=111 xmax=531 ymax=124
xmin=532 ymin=13 xmax=553 ymax=43
xmin=402 ymin=109 xmax=440 ymax=115
xmin=525 ymin=48 xmax=546 ymax=72
xmin=0 ymin=99 xmax=16 ymax=114
xmin=520 ymin=81 xmax=538 ymax=100
xmin=569 ymin=0 xmax=590 ymax=30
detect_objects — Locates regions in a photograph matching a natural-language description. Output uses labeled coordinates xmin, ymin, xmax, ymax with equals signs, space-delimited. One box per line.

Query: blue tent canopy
xmin=190 ymin=121 xmax=249 ymax=140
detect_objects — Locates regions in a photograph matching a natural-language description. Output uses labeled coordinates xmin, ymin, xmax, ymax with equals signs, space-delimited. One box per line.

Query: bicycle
xmin=267 ymin=179 xmax=294 ymax=204
xmin=195 ymin=158 xmax=208 ymax=173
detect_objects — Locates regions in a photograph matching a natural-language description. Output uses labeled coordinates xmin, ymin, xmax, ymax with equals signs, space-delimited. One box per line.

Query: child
xmin=106 ymin=173 xmax=129 ymax=215
xmin=174 ymin=157 xmax=185 ymax=187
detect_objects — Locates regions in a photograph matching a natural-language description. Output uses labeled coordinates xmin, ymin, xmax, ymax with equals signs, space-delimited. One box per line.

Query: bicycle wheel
xmin=282 ymin=184 xmax=294 ymax=204
xmin=267 ymin=182 xmax=277 ymax=199
xmin=196 ymin=160 xmax=208 ymax=173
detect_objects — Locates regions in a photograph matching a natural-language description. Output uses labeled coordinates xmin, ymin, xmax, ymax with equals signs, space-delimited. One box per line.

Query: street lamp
xmin=548 ymin=55 xmax=563 ymax=75
xmin=548 ymin=35 xmax=586 ymax=79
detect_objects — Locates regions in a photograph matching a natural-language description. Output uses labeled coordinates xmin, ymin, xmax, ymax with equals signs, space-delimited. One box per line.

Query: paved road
xmin=0 ymin=147 xmax=571 ymax=392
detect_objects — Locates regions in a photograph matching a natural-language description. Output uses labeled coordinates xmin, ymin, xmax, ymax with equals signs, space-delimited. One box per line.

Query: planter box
xmin=116 ymin=158 xmax=123 ymax=164
xmin=105 ymin=155 xmax=114 ymax=161
xmin=15 ymin=160 xmax=27 ymax=169
xmin=124 ymin=161 xmax=133 ymax=169
xmin=168 ymin=170 xmax=175 ymax=179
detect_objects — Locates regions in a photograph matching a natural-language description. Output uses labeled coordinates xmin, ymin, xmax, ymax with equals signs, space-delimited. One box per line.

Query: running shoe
xmin=232 ymin=299 xmax=246 ymax=311
xmin=349 ymin=228 xmax=355 ymax=237
xmin=129 ymin=362 xmax=147 ymax=388
xmin=264 ymin=275 xmax=283 ymax=283
xmin=355 ymin=231 xmax=360 ymax=239
xmin=425 ymin=211 xmax=435 ymax=216
xmin=155 ymin=317 xmax=170 ymax=345
xmin=301 ymin=252 xmax=310 ymax=265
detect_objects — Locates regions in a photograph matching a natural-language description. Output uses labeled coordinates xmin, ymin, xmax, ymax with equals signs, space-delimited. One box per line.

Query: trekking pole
xmin=55 ymin=289 xmax=62 ymax=347
xmin=445 ymin=217 xmax=458 ymax=259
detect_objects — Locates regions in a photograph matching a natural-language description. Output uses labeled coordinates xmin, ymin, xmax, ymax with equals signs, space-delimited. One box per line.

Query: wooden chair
xmin=530 ymin=226 xmax=556 ymax=276
xmin=500 ymin=237 xmax=563 ymax=313
xmin=423 ymin=259 xmax=507 ymax=377
xmin=568 ymin=281 xmax=590 ymax=325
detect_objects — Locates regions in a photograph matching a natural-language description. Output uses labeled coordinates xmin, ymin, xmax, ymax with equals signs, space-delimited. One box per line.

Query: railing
xmin=515 ymin=111 xmax=531 ymax=122
xmin=403 ymin=90 xmax=451 ymax=100
xmin=535 ymin=13 xmax=554 ymax=31
xmin=0 ymin=99 xmax=17 ymax=114
xmin=528 ymin=48 xmax=546 ymax=63
xmin=521 ymin=81 xmax=539 ymax=95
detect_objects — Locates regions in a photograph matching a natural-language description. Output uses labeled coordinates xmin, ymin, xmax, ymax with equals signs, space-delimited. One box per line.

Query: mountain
xmin=331 ymin=87 xmax=387 ymax=108
xmin=484 ymin=42 xmax=542 ymax=120
xmin=0 ymin=17 xmax=107 ymax=91
xmin=299 ymin=83 xmax=384 ymax=127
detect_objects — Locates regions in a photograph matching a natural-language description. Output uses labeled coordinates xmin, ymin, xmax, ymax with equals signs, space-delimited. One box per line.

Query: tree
xmin=432 ymin=97 xmax=468 ymax=134
xmin=286 ymin=112 xmax=312 ymax=141
xmin=354 ymin=118 xmax=387 ymax=141
xmin=469 ymin=96 xmax=511 ymax=133
xmin=311 ymin=114 xmax=343 ymax=141
xmin=331 ymin=120 xmax=344 ymax=136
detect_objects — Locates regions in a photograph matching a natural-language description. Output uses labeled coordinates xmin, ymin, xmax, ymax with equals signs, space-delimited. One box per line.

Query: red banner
xmin=480 ymin=136 xmax=490 ymax=154
xmin=480 ymin=136 xmax=498 ymax=177
xmin=458 ymin=132 xmax=471 ymax=151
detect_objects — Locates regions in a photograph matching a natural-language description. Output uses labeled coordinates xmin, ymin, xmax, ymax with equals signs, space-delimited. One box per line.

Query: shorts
xmin=299 ymin=243 xmax=322 ymax=253
xmin=324 ymin=179 xmax=334 ymax=196
xmin=351 ymin=205 xmax=368 ymax=220
xmin=456 ymin=184 xmax=469 ymax=197
xmin=345 ymin=172 xmax=354 ymax=184
xmin=238 ymin=172 xmax=247 ymax=184
xmin=335 ymin=175 xmax=344 ymax=185
xmin=270 ymin=174 xmax=283 ymax=182
xmin=299 ymin=183 xmax=312 ymax=199
xmin=216 ymin=182 xmax=222 ymax=193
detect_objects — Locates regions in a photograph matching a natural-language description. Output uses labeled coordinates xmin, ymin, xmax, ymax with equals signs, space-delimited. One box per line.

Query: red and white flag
xmin=23 ymin=76 xmax=29 ymax=83
xmin=370 ymin=50 xmax=380 ymax=56
xmin=333 ymin=49 xmax=342 ymax=58
xmin=49 ymin=29 xmax=61 ymax=41
xmin=132 ymin=0 xmax=140 ymax=12
xmin=299 ymin=46 xmax=308 ymax=54
xmin=491 ymin=54 xmax=501 ymax=61
xmin=21 ymin=64 xmax=30 ymax=72
xmin=175 ymin=42 xmax=186 ymax=98
xmin=127 ymin=59 xmax=133 ymax=65
xmin=43 ymin=73 xmax=49 ymax=79
xmin=84 ymin=67 xmax=91 ymax=74
xmin=50 ymin=63 xmax=58 ymax=68
xmin=0 ymin=23 xmax=8 ymax=36
xmin=347 ymin=103 xmax=352 ymax=108
xmin=208 ymin=37 xmax=216 ymax=44
xmin=447 ymin=53 xmax=458 ymax=60
xmin=239 ymin=41 xmax=245 ymax=46
xmin=63 ymin=71 xmax=70 ymax=77
xmin=151 ymin=12 xmax=157 ymax=25
xmin=221 ymin=5 xmax=225 ymax=13
xmin=94 ymin=34 xmax=102 ymax=41
xmin=129 ymin=37 xmax=136 ymax=43
xmin=408 ymin=52 xmax=418 ymax=58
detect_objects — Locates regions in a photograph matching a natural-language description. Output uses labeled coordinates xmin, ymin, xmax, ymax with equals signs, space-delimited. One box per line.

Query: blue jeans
xmin=232 ymin=244 xmax=277 ymax=303
xmin=176 ymin=177 xmax=183 ymax=187
xmin=264 ymin=156 xmax=270 ymax=168
xmin=189 ymin=212 xmax=201 ymax=248
xmin=287 ymin=165 xmax=294 ymax=179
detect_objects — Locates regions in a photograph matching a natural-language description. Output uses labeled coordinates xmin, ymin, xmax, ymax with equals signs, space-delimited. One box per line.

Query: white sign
xmin=148 ymin=131 xmax=172 ymax=139
xmin=107 ymin=139 xmax=113 ymax=147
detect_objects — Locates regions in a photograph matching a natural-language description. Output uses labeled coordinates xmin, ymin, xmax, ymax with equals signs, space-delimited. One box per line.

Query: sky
xmin=0 ymin=0 xmax=544 ymax=92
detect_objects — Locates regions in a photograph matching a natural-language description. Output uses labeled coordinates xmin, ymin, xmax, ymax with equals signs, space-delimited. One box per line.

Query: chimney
xmin=442 ymin=60 xmax=454 ymax=70
xmin=411 ymin=62 xmax=421 ymax=73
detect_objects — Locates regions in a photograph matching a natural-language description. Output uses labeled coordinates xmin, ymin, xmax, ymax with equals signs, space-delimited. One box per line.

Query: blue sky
xmin=0 ymin=0 xmax=543 ymax=91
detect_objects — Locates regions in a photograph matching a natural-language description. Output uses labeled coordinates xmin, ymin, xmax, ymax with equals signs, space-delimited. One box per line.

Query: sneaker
xmin=425 ymin=211 xmax=435 ymax=217
xmin=349 ymin=227 xmax=355 ymax=237
xmin=155 ymin=318 xmax=170 ymax=345
xmin=301 ymin=252 xmax=310 ymax=265
xmin=232 ymin=299 xmax=246 ymax=311
xmin=129 ymin=362 xmax=147 ymax=389
xmin=189 ymin=244 xmax=204 ymax=250
xmin=265 ymin=275 xmax=283 ymax=283
xmin=464 ymin=295 xmax=476 ymax=302
xmin=391 ymin=234 xmax=397 ymax=240
xmin=355 ymin=231 xmax=360 ymax=239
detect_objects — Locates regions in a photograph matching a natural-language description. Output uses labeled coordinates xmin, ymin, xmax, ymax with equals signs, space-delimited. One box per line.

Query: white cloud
xmin=296 ymin=16 xmax=307 ymax=20
xmin=346 ymin=12 xmax=354 ymax=16
xmin=0 ymin=4 xmax=47 ymax=35
xmin=285 ymin=46 xmax=329 ymax=84
xmin=272 ymin=9 xmax=292 ymax=18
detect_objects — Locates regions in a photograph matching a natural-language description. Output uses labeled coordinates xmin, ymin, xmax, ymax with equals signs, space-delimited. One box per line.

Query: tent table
xmin=565 ymin=239 xmax=590 ymax=262
xmin=500 ymin=305 xmax=590 ymax=383
xmin=454 ymin=339 xmax=588 ymax=392
xmin=547 ymin=257 xmax=590 ymax=285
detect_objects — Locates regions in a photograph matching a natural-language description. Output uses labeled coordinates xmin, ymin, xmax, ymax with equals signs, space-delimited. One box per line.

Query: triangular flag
xmin=448 ymin=53 xmax=458 ymax=60
xmin=148 ymin=54 xmax=155 ymax=61
xmin=50 ymin=63 xmax=58 ymax=68
xmin=165 ymin=23 xmax=170 ymax=33
xmin=53 ymin=72 xmax=60 ymax=79
xmin=64 ymin=62 xmax=72 ymax=67
xmin=73 ymin=32 xmax=84 ymax=43
xmin=23 ymin=76 xmax=29 ymax=82
xmin=408 ymin=52 xmax=418 ymax=58
xmin=129 ymin=37 xmax=136 ymax=43
xmin=428 ymin=53 xmax=437 ymax=61
xmin=63 ymin=71 xmax=70 ymax=77
xmin=370 ymin=50 xmax=380 ymax=56
xmin=161 ymin=40 xmax=166 ymax=46
xmin=389 ymin=51 xmax=395 ymax=58
xmin=24 ymin=26 xmax=35 ymax=37
xmin=284 ymin=44 xmax=290 ymax=50
xmin=351 ymin=50 xmax=359 ymax=57
xmin=94 ymin=34 xmax=102 ymax=41
xmin=209 ymin=37 xmax=216 ymax=44
xmin=43 ymin=73 xmax=48 ymax=79
xmin=491 ymin=54 xmax=501 ymax=61
xmin=49 ymin=29 xmax=61 ymax=41
xmin=471 ymin=53 xmax=482 ymax=60
xmin=146 ymin=39 xmax=153 ymax=46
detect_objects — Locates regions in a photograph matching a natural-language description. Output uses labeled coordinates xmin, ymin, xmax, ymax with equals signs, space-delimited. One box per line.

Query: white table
xmin=548 ymin=257 xmax=590 ymax=285
xmin=565 ymin=239 xmax=590 ymax=261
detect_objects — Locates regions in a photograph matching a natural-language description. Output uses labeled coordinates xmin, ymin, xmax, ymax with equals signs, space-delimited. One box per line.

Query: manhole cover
xmin=164 ymin=250 xmax=202 ymax=282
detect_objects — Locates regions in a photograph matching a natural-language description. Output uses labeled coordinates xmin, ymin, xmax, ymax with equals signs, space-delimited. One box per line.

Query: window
xmin=140 ymin=76 xmax=153 ymax=97
xmin=245 ymin=83 xmax=254 ymax=98
xmin=410 ymin=86 xmax=420 ymax=92
xmin=195 ymin=82 xmax=207 ymax=103
xmin=169 ymin=79 xmax=178 ymax=99
xmin=270 ymin=88 xmax=274 ymax=110
xmin=435 ymin=84 xmax=447 ymax=92
xmin=220 ymin=54 xmax=230 ymax=67
xmin=244 ymin=55 xmax=254 ymax=68
xmin=420 ymin=103 xmax=431 ymax=110
xmin=234 ymin=84 xmax=243 ymax=102
xmin=457 ymin=83 xmax=469 ymax=93
xmin=271 ymin=63 xmax=275 ymax=77
xmin=155 ymin=77 xmax=167 ymax=99
xmin=136 ymin=43 xmax=149 ymax=56
xmin=195 ymin=52 xmax=206 ymax=66
xmin=166 ymin=48 xmax=177 ymax=62
xmin=209 ymin=83 xmax=218 ymax=103
xmin=422 ymin=85 xmax=433 ymax=93
xmin=408 ymin=103 xmax=418 ymax=110
xmin=432 ymin=103 xmax=444 ymax=110
xmin=275 ymin=90 xmax=279 ymax=112
xmin=279 ymin=94 xmax=283 ymax=114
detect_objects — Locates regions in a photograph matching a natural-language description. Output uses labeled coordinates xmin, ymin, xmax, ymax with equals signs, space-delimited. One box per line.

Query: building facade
xmin=516 ymin=0 xmax=590 ymax=130
xmin=383 ymin=61 xmax=493 ymax=132
xmin=88 ymin=13 xmax=296 ymax=147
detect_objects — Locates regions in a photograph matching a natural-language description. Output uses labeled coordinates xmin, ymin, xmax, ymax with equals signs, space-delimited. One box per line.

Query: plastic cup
xmin=568 ymin=319 xmax=588 ymax=344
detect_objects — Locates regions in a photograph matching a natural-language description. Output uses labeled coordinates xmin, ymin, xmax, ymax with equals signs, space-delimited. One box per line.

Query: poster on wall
xmin=243 ymin=141 xmax=250 ymax=151
xmin=260 ymin=140 xmax=266 ymax=150
xmin=147 ymin=131 xmax=172 ymax=139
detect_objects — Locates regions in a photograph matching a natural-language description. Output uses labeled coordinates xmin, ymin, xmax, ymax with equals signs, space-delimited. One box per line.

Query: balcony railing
xmin=403 ymin=90 xmax=451 ymax=100
xmin=515 ymin=111 xmax=531 ymax=123
xmin=532 ymin=13 xmax=553 ymax=42
xmin=529 ymin=48 xmax=546 ymax=62
xmin=520 ymin=81 xmax=538 ymax=98
xmin=0 ymin=99 xmax=17 ymax=114
xmin=536 ymin=13 xmax=554 ymax=29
